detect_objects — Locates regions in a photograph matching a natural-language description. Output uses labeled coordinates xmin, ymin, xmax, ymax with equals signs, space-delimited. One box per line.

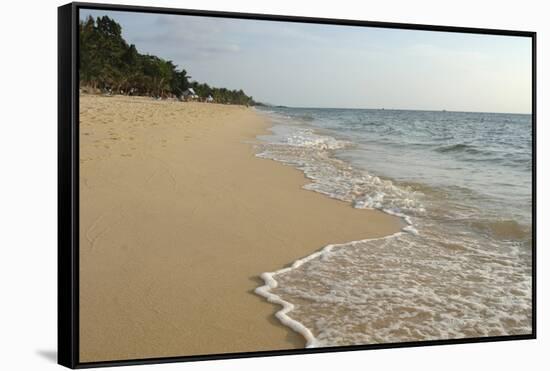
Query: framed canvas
xmin=58 ymin=2 xmax=536 ymax=368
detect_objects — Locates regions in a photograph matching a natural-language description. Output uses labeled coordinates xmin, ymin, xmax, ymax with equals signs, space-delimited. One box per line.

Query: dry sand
xmin=79 ymin=94 xmax=402 ymax=362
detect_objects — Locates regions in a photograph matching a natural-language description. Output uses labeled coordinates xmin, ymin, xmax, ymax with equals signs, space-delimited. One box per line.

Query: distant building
xmin=206 ymin=95 xmax=214 ymax=103
xmin=182 ymin=88 xmax=199 ymax=101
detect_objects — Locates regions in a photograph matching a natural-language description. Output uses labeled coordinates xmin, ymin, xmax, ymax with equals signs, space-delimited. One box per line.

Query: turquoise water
xmin=254 ymin=107 xmax=533 ymax=347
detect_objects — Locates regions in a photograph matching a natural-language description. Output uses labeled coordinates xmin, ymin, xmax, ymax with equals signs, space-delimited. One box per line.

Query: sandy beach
xmin=79 ymin=94 xmax=402 ymax=362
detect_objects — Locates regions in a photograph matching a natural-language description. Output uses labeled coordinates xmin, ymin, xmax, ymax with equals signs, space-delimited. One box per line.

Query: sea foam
xmin=253 ymin=109 xmax=532 ymax=347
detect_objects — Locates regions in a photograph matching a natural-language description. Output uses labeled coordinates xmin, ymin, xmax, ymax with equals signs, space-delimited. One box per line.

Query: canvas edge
xmin=58 ymin=2 xmax=79 ymax=369
xmin=57 ymin=2 xmax=537 ymax=369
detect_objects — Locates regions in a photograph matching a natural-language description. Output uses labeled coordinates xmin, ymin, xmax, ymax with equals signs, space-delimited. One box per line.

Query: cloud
xmin=130 ymin=15 xmax=243 ymax=61
xmin=79 ymin=9 xmax=531 ymax=112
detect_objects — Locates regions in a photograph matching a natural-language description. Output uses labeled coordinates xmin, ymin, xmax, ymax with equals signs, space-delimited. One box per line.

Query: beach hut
xmin=182 ymin=88 xmax=199 ymax=101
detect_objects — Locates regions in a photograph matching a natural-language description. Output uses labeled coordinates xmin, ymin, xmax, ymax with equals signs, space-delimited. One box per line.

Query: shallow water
xmin=254 ymin=107 xmax=532 ymax=347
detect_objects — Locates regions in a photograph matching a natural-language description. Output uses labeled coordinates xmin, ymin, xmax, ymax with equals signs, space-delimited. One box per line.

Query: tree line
xmin=79 ymin=15 xmax=259 ymax=105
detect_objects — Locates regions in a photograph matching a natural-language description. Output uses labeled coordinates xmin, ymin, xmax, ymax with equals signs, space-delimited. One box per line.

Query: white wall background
xmin=0 ymin=0 xmax=545 ymax=369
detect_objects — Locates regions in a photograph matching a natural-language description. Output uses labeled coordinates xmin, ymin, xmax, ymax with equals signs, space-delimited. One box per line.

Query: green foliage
xmin=79 ymin=15 xmax=258 ymax=105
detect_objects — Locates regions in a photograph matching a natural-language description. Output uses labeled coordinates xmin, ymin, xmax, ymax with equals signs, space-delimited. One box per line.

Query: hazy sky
xmin=80 ymin=9 xmax=532 ymax=113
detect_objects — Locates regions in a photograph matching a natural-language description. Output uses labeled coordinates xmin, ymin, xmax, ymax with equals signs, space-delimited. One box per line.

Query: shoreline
xmin=79 ymin=94 xmax=402 ymax=362
xmin=253 ymin=107 xmax=532 ymax=346
xmin=254 ymin=230 xmax=406 ymax=348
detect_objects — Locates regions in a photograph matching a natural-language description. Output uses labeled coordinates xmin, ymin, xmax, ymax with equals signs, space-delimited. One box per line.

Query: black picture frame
xmin=58 ymin=2 xmax=537 ymax=368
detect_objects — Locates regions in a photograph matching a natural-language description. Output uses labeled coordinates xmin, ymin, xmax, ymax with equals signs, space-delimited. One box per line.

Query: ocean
xmin=253 ymin=107 xmax=533 ymax=347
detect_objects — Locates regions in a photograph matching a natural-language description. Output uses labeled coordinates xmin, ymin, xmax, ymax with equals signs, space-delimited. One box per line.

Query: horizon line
xmin=257 ymin=104 xmax=532 ymax=115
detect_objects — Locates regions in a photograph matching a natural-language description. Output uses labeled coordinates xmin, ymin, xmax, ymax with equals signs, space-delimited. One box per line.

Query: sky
xmin=80 ymin=9 xmax=532 ymax=114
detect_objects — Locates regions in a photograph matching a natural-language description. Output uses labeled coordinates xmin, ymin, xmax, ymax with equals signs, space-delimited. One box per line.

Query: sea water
xmin=253 ymin=107 xmax=532 ymax=347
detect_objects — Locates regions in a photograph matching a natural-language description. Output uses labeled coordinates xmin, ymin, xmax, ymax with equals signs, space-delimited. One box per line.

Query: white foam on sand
xmin=254 ymin=232 xmax=405 ymax=348
xmin=253 ymin=112 xmax=425 ymax=346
